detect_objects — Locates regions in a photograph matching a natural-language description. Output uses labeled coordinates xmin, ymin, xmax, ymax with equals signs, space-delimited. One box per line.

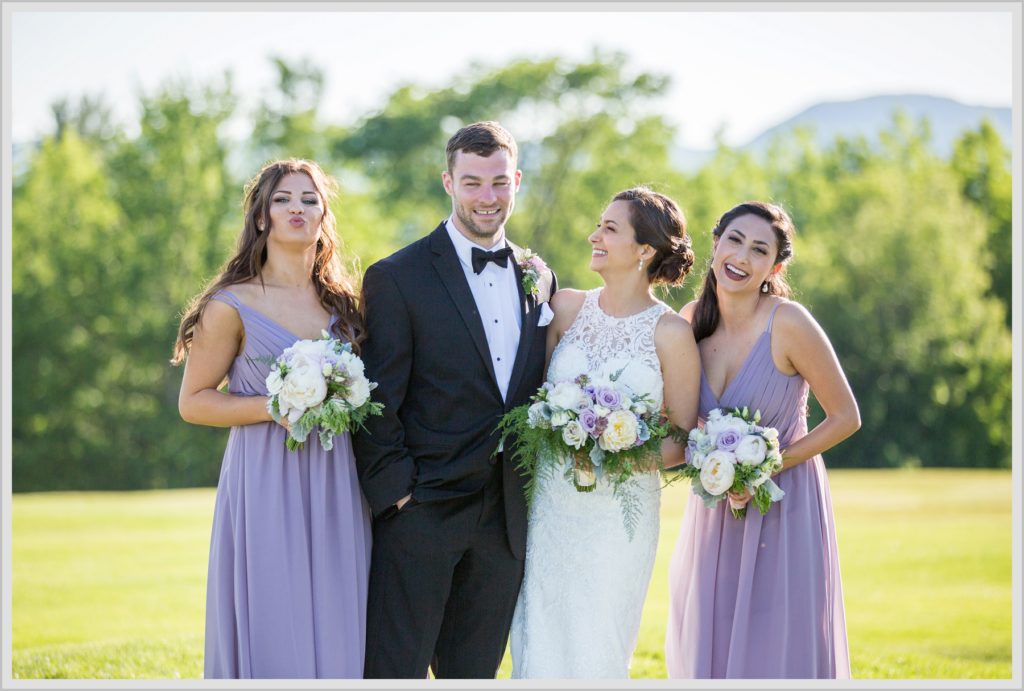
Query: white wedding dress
xmin=510 ymin=288 xmax=671 ymax=679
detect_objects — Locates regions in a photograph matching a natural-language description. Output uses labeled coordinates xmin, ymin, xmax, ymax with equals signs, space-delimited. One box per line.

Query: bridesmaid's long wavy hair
xmin=171 ymin=159 xmax=364 ymax=365
xmin=691 ymin=201 xmax=795 ymax=343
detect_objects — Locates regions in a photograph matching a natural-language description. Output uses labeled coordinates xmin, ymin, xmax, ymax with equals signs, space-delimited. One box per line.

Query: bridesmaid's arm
xmin=772 ymin=302 xmax=861 ymax=469
xmin=178 ymin=299 xmax=275 ymax=428
xmin=543 ymin=289 xmax=586 ymax=373
xmin=655 ymin=312 xmax=701 ymax=469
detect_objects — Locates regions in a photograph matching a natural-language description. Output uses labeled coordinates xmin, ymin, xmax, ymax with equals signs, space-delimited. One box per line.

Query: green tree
xmin=250 ymin=57 xmax=329 ymax=165
xmin=13 ymin=131 xmax=129 ymax=490
xmin=13 ymin=76 xmax=240 ymax=490
xmin=781 ymin=114 xmax=1011 ymax=467
xmin=951 ymin=120 xmax=1012 ymax=327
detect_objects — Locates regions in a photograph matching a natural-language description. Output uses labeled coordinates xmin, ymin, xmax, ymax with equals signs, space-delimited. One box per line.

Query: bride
xmin=510 ymin=187 xmax=701 ymax=678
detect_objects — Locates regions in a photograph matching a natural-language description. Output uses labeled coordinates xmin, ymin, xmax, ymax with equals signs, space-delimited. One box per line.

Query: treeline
xmin=12 ymin=53 xmax=1012 ymax=491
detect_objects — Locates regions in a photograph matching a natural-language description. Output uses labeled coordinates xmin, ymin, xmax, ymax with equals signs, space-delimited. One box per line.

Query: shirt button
xmin=494 ymin=319 xmax=498 ymax=323
xmin=497 ymin=357 xmax=502 ymax=362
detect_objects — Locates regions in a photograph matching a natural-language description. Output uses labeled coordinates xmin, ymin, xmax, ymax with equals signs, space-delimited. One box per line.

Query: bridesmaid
xmin=665 ymin=201 xmax=860 ymax=679
xmin=172 ymin=159 xmax=371 ymax=678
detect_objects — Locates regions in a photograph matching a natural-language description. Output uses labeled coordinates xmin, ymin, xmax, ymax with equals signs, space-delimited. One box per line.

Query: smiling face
xmin=266 ymin=172 xmax=325 ymax=247
xmin=711 ymin=213 xmax=781 ymax=293
xmin=588 ymin=199 xmax=653 ymax=278
xmin=442 ymin=149 xmax=521 ymax=245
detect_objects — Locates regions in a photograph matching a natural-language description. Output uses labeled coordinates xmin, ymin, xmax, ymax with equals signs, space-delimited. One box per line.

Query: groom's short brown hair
xmin=445 ymin=121 xmax=518 ymax=172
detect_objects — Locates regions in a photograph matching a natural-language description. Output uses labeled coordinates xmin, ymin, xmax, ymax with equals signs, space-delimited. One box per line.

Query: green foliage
xmin=774 ymin=113 xmax=1011 ymax=468
xmin=14 ymin=76 xmax=240 ymax=491
xmin=951 ymin=119 xmax=1012 ymax=327
xmin=251 ymin=57 xmax=327 ymax=164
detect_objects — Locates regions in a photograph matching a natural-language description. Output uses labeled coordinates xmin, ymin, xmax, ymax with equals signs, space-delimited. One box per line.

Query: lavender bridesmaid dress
xmin=665 ymin=303 xmax=850 ymax=679
xmin=203 ymin=290 xmax=372 ymax=679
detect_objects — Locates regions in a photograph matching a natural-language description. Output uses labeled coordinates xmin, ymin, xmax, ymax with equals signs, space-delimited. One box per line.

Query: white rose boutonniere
xmin=516 ymin=248 xmax=548 ymax=299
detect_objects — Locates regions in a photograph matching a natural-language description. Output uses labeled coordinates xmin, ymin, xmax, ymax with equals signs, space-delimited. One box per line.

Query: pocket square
xmin=538 ymin=302 xmax=555 ymax=327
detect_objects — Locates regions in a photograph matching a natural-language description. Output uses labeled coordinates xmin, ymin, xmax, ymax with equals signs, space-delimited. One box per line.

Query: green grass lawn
xmin=11 ymin=469 xmax=1013 ymax=679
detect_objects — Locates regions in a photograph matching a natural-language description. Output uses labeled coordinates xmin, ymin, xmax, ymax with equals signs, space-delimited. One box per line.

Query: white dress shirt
xmin=445 ymin=217 xmax=522 ymax=401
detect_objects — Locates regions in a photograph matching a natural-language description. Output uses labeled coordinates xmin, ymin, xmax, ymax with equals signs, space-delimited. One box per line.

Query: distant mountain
xmin=672 ymin=94 xmax=1012 ymax=171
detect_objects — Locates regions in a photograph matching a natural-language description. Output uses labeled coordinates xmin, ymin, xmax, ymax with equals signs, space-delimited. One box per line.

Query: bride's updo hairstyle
xmin=612 ymin=187 xmax=695 ymax=287
xmin=691 ymin=201 xmax=796 ymax=343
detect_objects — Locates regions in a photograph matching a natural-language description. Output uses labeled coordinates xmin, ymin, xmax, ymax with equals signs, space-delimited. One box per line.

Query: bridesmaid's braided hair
xmin=691 ymin=201 xmax=795 ymax=343
xmin=171 ymin=159 xmax=364 ymax=364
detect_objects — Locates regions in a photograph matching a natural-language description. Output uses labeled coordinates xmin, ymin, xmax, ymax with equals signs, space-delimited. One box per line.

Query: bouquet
xmin=496 ymin=367 xmax=675 ymax=537
xmin=679 ymin=406 xmax=785 ymax=518
xmin=265 ymin=331 xmax=384 ymax=451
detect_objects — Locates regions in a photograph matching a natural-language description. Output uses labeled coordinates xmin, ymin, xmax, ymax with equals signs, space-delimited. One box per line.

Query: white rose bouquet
xmin=265 ymin=331 xmax=384 ymax=451
xmin=679 ymin=406 xmax=785 ymax=518
xmin=496 ymin=367 xmax=675 ymax=537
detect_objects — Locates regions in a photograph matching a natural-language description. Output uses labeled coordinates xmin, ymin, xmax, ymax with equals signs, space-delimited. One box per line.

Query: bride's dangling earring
xmin=637 ymin=258 xmax=644 ymax=273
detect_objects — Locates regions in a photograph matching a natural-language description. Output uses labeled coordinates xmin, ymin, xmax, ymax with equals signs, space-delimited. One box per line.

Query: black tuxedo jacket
xmin=353 ymin=222 xmax=556 ymax=559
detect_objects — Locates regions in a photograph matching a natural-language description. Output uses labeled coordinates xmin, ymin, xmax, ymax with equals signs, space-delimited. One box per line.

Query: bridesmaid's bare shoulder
xmin=771 ymin=299 xmax=820 ymax=340
xmin=678 ymin=299 xmax=699 ymax=323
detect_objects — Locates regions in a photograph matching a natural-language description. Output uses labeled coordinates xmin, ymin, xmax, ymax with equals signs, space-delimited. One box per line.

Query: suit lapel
xmin=505 ymin=242 xmax=537 ymax=407
xmin=429 ymin=225 xmax=501 ymax=394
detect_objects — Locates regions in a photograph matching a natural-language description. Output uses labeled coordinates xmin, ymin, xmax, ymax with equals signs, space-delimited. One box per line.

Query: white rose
xmin=761 ymin=426 xmax=779 ymax=443
xmin=593 ymin=404 xmax=610 ymax=418
xmin=284 ymin=338 xmax=328 ymax=362
xmin=599 ymin=409 xmax=639 ymax=452
xmin=734 ymin=434 xmax=768 ymax=466
xmin=266 ymin=369 xmax=284 ymax=395
xmin=700 ymin=449 xmax=737 ymax=495
xmin=550 ymin=410 xmax=571 ymax=428
xmin=561 ymin=420 xmax=587 ymax=450
xmin=548 ymin=382 xmax=588 ymax=412
xmin=279 ymin=361 xmax=327 ymax=415
xmin=527 ymin=401 xmax=552 ymax=429
xmin=337 ymin=350 xmax=365 ymax=379
xmin=346 ymin=377 xmax=371 ymax=408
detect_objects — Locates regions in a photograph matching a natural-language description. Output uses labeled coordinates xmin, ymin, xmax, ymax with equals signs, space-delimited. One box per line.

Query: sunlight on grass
xmin=12 ymin=470 xmax=1012 ymax=679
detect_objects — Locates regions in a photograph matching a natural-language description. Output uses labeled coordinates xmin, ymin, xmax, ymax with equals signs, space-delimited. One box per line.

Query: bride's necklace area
xmin=597 ymin=287 xmax=656 ymax=319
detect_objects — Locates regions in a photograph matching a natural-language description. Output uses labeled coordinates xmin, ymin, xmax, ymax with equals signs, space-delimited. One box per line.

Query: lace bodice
xmin=547 ymin=288 xmax=672 ymax=408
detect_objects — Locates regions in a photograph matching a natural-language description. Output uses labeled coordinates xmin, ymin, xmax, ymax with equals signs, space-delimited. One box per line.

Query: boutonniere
xmin=516 ymin=248 xmax=548 ymax=299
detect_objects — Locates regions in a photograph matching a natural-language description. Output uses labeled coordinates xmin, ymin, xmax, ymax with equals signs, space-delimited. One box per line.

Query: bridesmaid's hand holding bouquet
xmin=265 ymin=332 xmax=383 ymax=451
xmin=680 ymin=406 xmax=785 ymax=518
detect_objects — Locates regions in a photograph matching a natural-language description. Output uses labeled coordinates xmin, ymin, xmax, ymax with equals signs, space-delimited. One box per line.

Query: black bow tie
xmin=471 ymin=246 xmax=514 ymax=274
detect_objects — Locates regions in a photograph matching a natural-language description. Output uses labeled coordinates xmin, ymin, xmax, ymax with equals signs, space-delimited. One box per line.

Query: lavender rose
xmin=595 ymin=386 xmax=622 ymax=410
xmin=716 ymin=429 xmax=742 ymax=452
xmin=578 ymin=408 xmax=600 ymax=436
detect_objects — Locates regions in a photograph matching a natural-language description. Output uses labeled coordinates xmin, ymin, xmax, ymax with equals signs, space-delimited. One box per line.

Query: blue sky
xmin=9 ymin=6 xmax=1015 ymax=149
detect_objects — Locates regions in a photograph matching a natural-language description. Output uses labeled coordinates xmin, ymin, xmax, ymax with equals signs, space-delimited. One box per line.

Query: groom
xmin=354 ymin=121 xmax=556 ymax=678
